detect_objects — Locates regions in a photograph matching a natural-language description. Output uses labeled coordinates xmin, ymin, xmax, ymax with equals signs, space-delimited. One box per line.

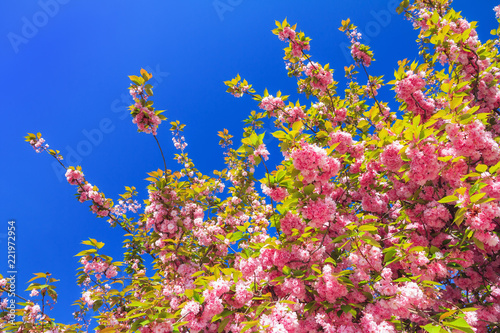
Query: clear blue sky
xmin=1 ymin=0 xmax=496 ymax=325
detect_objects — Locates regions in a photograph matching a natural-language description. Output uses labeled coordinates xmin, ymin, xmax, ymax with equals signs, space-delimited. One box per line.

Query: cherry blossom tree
xmin=2 ymin=0 xmax=500 ymax=332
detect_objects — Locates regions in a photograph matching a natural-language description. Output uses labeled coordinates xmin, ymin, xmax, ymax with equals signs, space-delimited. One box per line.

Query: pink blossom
xmin=316 ymin=265 xmax=348 ymax=303
xmin=261 ymin=184 xmax=288 ymax=202
xmin=65 ymin=169 xmax=84 ymax=185
xmin=132 ymin=103 xmax=162 ymax=135
xmin=494 ymin=5 xmax=500 ymax=19
xmin=260 ymin=95 xmax=285 ymax=112
xmin=329 ymin=131 xmax=353 ymax=154
xmin=278 ymin=26 xmax=296 ymax=41
xmin=351 ymin=42 xmax=371 ymax=66
xmin=301 ymin=197 xmax=336 ymax=228
xmin=304 ymin=62 xmax=333 ymax=92
xmin=281 ymin=212 xmax=305 ymax=237
xmin=82 ymin=291 xmax=94 ymax=307
xmin=380 ymin=142 xmax=404 ymax=172
xmin=254 ymin=144 xmax=270 ymax=161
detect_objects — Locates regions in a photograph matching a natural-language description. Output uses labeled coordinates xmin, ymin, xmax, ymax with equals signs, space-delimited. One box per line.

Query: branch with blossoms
xmin=14 ymin=2 xmax=500 ymax=332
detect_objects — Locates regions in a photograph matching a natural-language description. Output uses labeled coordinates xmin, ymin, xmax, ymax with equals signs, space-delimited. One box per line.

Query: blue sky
xmin=1 ymin=0 xmax=497 ymax=326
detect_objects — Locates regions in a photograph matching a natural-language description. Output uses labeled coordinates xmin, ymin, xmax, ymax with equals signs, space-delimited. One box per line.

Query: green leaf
xmin=470 ymin=192 xmax=485 ymax=203
xmin=421 ymin=323 xmax=442 ymax=333
xmin=450 ymin=96 xmax=464 ymax=110
xmin=475 ymin=164 xmax=488 ymax=173
xmin=272 ymin=131 xmax=287 ymax=140
xmin=128 ymin=301 xmax=150 ymax=307
xmin=473 ymin=237 xmax=485 ymax=250
xmin=438 ymin=195 xmax=458 ymax=204
xmin=489 ymin=160 xmax=500 ymax=174
xmin=359 ymin=224 xmax=378 ymax=232
xmin=240 ymin=321 xmax=259 ymax=333
xmin=256 ymin=302 xmax=270 ymax=316
xmin=444 ymin=318 xmax=474 ymax=333
xmin=218 ymin=317 xmax=232 ymax=333
xmin=439 ymin=310 xmax=456 ymax=321
xmin=304 ymin=184 xmax=315 ymax=195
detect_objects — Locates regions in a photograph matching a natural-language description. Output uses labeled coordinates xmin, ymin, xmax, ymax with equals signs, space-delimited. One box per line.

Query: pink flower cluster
xmin=280 ymin=106 xmax=305 ymax=125
xmin=380 ymin=141 xmax=404 ymax=172
xmin=280 ymin=212 xmax=305 ymax=237
xmin=278 ymin=26 xmax=296 ymax=41
xmin=112 ymin=199 xmax=141 ymax=216
xmin=29 ymin=137 xmax=48 ymax=153
xmin=178 ymin=279 xmax=235 ymax=331
xmin=291 ymin=141 xmax=341 ymax=183
xmin=129 ymin=85 xmax=144 ymax=100
xmin=361 ymin=190 xmax=389 ymax=214
xmin=406 ymin=143 xmax=441 ymax=186
xmin=65 ymin=168 xmax=84 ymax=185
xmin=304 ymin=62 xmax=333 ymax=92
xmin=291 ymin=40 xmax=310 ymax=58
xmin=77 ymin=183 xmax=110 ymax=217
xmin=231 ymin=83 xmax=249 ymax=98
xmin=132 ymin=103 xmax=161 ymax=135
xmin=351 ymin=43 xmax=371 ymax=66
xmin=259 ymin=302 xmax=299 ymax=332
xmin=301 ymin=197 xmax=336 ymax=228
xmin=495 ymin=5 xmax=500 ymax=19
xmin=395 ymin=71 xmax=435 ymax=118
xmin=81 ymin=257 xmax=118 ymax=280
xmin=260 ymin=95 xmax=285 ymax=113
xmin=261 ymin=184 xmax=288 ymax=202
xmin=347 ymin=28 xmax=362 ymax=43
xmin=144 ymin=187 xmax=181 ymax=235
xmin=82 ymin=290 xmax=94 ymax=307
xmin=23 ymin=304 xmax=41 ymax=323
xmin=422 ymin=201 xmax=452 ymax=229
xmin=328 ymin=131 xmax=353 ymax=154
xmin=316 ymin=265 xmax=348 ymax=303
xmin=446 ymin=121 xmax=500 ymax=165
xmin=253 ymin=143 xmax=270 ymax=161
xmin=172 ymin=135 xmax=188 ymax=150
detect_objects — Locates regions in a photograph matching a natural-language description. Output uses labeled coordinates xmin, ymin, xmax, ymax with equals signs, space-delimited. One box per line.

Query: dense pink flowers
xmin=22 ymin=9 xmax=500 ymax=333
xmin=29 ymin=137 xmax=48 ymax=153
xmin=260 ymin=95 xmax=285 ymax=113
xmin=291 ymin=40 xmax=310 ymax=58
xmin=395 ymin=71 xmax=435 ymax=118
xmin=446 ymin=121 xmax=500 ymax=165
xmin=351 ymin=43 xmax=371 ymax=66
xmin=291 ymin=142 xmax=341 ymax=183
xmin=406 ymin=143 xmax=441 ymax=186
xmin=278 ymin=26 xmax=296 ymax=41
xmin=329 ymin=131 xmax=353 ymax=154
xmin=281 ymin=106 xmax=305 ymax=125
xmin=280 ymin=212 xmax=305 ymax=237
xmin=81 ymin=257 xmax=118 ymax=279
xmin=380 ymin=142 xmax=403 ymax=172
xmin=304 ymin=62 xmax=333 ymax=92
xmin=316 ymin=265 xmax=348 ymax=303
xmin=65 ymin=168 xmax=84 ymax=185
xmin=254 ymin=143 xmax=270 ymax=161
xmin=261 ymin=184 xmax=288 ymax=202
xmin=131 ymin=103 xmax=162 ymax=135
xmin=301 ymin=197 xmax=336 ymax=228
